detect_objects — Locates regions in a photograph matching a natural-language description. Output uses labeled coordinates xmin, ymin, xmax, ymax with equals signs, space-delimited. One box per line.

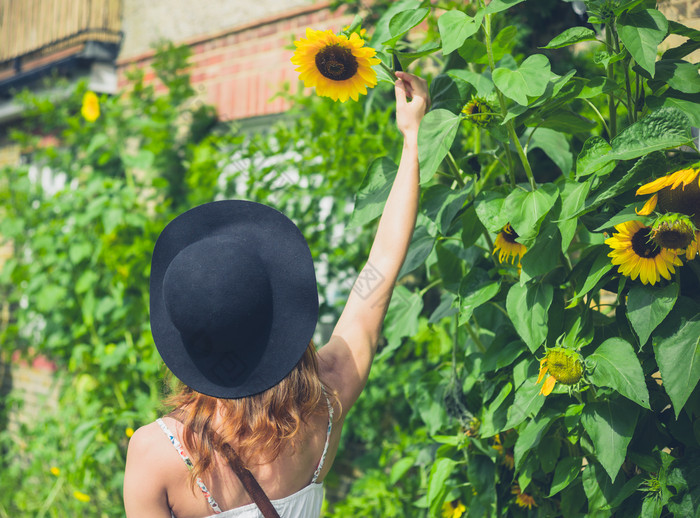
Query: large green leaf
xmin=525 ymin=127 xmax=573 ymax=175
xmin=582 ymin=398 xmax=639 ymax=481
xmin=459 ymin=268 xmax=501 ymax=325
xmin=506 ymin=281 xmax=553 ymax=353
xmin=589 ymin=338 xmax=650 ymax=409
xmin=383 ymin=285 xmax=424 ymax=349
xmin=558 ymin=180 xmax=590 ymax=252
xmin=383 ymin=8 xmax=430 ymax=47
xmin=428 ymin=457 xmax=456 ymax=516
xmin=421 ymin=183 xmax=471 ymax=236
xmin=646 ymin=95 xmax=700 ymax=128
xmin=484 ymin=0 xmax=526 ymax=14
xmin=369 ymin=0 xmax=421 ymax=48
xmin=626 ymin=283 xmax=678 ymax=346
xmin=398 ymin=224 xmax=436 ymax=278
xmin=417 ymin=109 xmax=462 ymax=183
xmin=520 ymin=222 xmax=562 ymax=282
xmin=474 ymin=189 xmax=509 ymax=233
xmin=567 ymin=247 xmax=614 ymax=307
xmin=349 ymin=157 xmax=398 ymax=228
xmin=504 ymin=183 xmax=559 ymax=245
xmin=492 ymin=54 xmax=552 ymax=105
xmin=429 ymin=74 xmax=470 ymax=114
xmin=505 ymin=375 xmax=545 ymax=429
xmin=542 ymin=27 xmax=598 ymax=49
xmin=617 ymin=9 xmax=669 ymax=77
xmin=448 ymin=69 xmax=495 ymax=97
xmin=653 ymin=300 xmax=700 ymax=417
xmin=609 ymin=107 xmax=692 ymax=160
xmin=576 ymin=136 xmax=613 ymax=177
xmin=549 ymin=457 xmax=583 ymax=497
xmin=649 ymin=60 xmax=700 ymax=94
xmin=514 ymin=413 xmax=554 ymax=471
xmin=583 ymin=462 xmax=625 ymax=515
xmin=438 ymin=10 xmax=481 ymax=55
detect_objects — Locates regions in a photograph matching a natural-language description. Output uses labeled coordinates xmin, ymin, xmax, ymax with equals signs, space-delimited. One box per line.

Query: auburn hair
xmin=163 ymin=340 xmax=336 ymax=490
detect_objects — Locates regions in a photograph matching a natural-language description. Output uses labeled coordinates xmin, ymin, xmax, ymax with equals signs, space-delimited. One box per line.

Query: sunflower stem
xmin=445 ymin=151 xmax=466 ymax=188
xmin=379 ymin=61 xmax=398 ymax=82
xmin=605 ymin=25 xmax=618 ymax=138
xmin=474 ymin=126 xmax=481 ymax=155
xmin=463 ymin=319 xmax=486 ymax=353
xmin=484 ymin=14 xmax=528 ymax=189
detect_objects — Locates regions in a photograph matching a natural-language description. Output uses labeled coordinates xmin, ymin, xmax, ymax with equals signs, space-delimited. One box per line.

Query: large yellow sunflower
xmin=291 ymin=28 xmax=381 ymax=102
xmin=605 ymin=220 xmax=683 ymax=285
xmin=635 ymin=167 xmax=700 ymax=226
xmin=493 ymin=223 xmax=527 ymax=266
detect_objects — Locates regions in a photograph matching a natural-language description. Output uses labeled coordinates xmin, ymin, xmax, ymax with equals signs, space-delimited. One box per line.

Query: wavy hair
xmin=163 ymin=340 xmax=336 ymax=491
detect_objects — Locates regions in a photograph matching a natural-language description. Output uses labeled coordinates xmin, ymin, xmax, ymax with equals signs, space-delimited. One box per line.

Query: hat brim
xmin=150 ymin=200 xmax=319 ymax=398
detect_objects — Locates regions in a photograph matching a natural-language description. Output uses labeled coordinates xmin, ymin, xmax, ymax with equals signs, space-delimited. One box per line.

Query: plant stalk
xmin=445 ymin=151 xmax=466 ymax=188
xmin=605 ymin=25 xmax=617 ymax=138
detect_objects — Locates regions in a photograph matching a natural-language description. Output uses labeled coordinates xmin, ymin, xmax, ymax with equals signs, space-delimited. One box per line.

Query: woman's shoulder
xmin=126 ymin=419 xmax=183 ymax=475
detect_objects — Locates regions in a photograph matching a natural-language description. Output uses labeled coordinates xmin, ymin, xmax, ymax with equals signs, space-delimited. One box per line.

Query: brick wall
xmin=116 ymin=2 xmax=354 ymax=121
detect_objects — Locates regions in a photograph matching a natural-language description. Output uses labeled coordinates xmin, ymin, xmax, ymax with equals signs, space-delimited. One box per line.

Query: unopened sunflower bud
xmin=650 ymin=213 xmax=697 ymax=250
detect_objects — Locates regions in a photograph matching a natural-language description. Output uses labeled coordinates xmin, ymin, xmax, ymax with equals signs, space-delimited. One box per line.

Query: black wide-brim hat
xmin=150 ymin=200 xmax=319 ymax=399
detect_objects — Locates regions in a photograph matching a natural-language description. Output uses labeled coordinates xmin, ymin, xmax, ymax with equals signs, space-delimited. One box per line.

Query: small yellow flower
xmin=442 ymin=499 xmax=467 ymax=518
xmin=537 ymin=347 xmax=584 ymax=396
xmin=493 ymin=223 xmax=527 ymax=267
xmin=511 ymin=484 xmax=537 ymax=510
xmin=81 ymin=91 xmax=100 ymax=122
xmin=126 ymin=427 xmax=135 ymax=438
xmin=73 ymin=491 xmax=91 ymax=503
xmin=50 ymin=466 xmax=60 ymax=476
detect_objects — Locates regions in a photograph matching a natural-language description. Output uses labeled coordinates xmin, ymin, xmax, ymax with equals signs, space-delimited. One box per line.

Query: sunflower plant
xmin=325 ymin=0 xmax=700 ymax=516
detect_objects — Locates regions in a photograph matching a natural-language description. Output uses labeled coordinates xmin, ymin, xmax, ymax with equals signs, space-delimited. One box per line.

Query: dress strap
xmin=311 ymin=395 xmax=334 ymax=484
xmin=156 ymin=418 xmax=223 ymax=514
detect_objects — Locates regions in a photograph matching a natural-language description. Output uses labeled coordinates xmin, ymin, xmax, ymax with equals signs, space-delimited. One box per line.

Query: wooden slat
xmin=0 ymin=0 xmax=123 ymax=64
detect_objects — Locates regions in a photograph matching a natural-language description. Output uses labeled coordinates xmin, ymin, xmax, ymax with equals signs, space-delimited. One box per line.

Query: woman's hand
xmin=394 ymin=71 xmax=430 ymax=138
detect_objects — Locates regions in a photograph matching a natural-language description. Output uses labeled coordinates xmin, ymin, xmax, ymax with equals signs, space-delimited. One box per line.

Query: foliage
xmin=329 ymin=0 xmax=700 ymax=516
xmin=0 ymin=43 xmax=398 ymax=514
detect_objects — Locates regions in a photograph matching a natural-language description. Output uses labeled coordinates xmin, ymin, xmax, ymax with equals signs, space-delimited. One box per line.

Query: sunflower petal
xmin=635 ymin=194 xmax=658 ymax=216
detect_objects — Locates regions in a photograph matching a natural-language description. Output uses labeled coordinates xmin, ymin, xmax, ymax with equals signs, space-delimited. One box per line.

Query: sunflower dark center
xmin=631 ymin=227 xmax=661 ymax=258
xmin=652 ymin=221 xmax=695 ymax=249
xmin=315 ymin=44 xmax=358 ymax=81
xmin=502 ymin=224 xmax=519 ymax=243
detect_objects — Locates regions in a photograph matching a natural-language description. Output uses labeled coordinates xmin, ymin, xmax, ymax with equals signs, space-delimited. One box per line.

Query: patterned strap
xmin=311 ymin=395 xmax=334 ymax=484
xmin=156 ymin=418 xmax=223 ymax=514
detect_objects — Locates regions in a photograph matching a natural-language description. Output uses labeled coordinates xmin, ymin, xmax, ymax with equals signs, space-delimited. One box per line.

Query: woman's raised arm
xmin=319 ymin=72 xmax=429 ymax=415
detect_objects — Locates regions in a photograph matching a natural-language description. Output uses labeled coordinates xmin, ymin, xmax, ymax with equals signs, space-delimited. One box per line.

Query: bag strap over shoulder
xmin=168 ymin=411 xmax=281 ymax=518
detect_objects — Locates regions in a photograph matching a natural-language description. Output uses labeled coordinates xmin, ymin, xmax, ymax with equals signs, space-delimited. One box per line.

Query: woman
xmin=124 ymin=71 xmax=429 ymax=517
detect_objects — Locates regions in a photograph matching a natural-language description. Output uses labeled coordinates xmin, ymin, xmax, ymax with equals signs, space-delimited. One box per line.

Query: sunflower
xmin=536 ymin=347 xmax=584 ymax=396
xmin=635 ymin=167 xmax=700 ymax=226
xmin=441 ymin=499 xmax=466 ymax=518
xmin=686 ymin=232 xmax=699 ymax=261
xmin=650 ymin=213 xmax=697 ymax=251
xmin=511 ymin=484 xmax=537 ymax=510
xmin=291 ymin=28 xmax=381 ymax=102
xmin=493 ymin=223 xmax=527 ymax=266
xmin=605 ymin=220 xmax=683 ymax=285
xmin=462 ymin=97 xmax=495 ymax=127
xmin=81 ymin=91 xmax=100 ymax=122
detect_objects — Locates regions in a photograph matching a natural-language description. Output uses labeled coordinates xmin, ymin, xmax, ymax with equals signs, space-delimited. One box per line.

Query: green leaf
xmin=393 ymin=43 xmax=441 ymax=70
xmin=648 ymin=60 xmax=700 ymax=94
xmin=542 ymin=27 xmax=598 ymax=49
xmin=492 ymin=54 xmax=552 ymax=105
xmin=589 ymin=338 xmax=650 ymax=409
xmin=459 ymin=268 xmax=501 ymax=324
xmin=525 ymin=127 xmax=573 ymax=175
xmin=514 ymin=413 xmax=554 ymax=471
xmin=474 ymin=190 xmax=509 ymax=233
xmin=504 ymin=183 xmax=559 ymax=245
xmin=653 ymin=301 xmax=700 ymax=417
xmin=646 ymin=95 xmax=700 ymax=128
xmin=582 ymin=399 xmax=639 ymax=481
xmin=505 ymin=375 xmax=545 ymax=429
xmin=577 ymin=76 xmax=619 ymax=99
xmin=382 ymin=285 xmax=424 ymax=350
xmin=428 ymin=458 xmax=456 ymax=516
xmin=349 ymin=157 xmax=398 ymax=228
xmin=534 ymin=110 xmax=597 ymax=134
xmin=458 ymin=38 xmax=489 ymax=65
xmin=438 ymin=10 xmax=481 ymax=55
xmin=576 ymin=136 xmax=613 ymax=178
xmin=480 ymin=381 xmax=513 ymax=437
xmin=418 ymin=109 xmax=461 ymax=183
xmin=370 ymin=0 xmax=422 ymax=48
xmin=617 ymin=9 xmax=669 ymax=77
xmin=390 ymin=457 xmax=416 ymax=485
xmin=429 ymin=74 xmax=469 ymax=114
xmin=484 ymin=0 xmax=526 ymax=14
xmin=447 ymin=69 xmax=495 ymax=97
xmin=383 ymin=8 xmax=430 ymax=47
xmin=609 ymin=107 xmax=692 ymax=160
xmin=626 ymin=283 xmax=678 ymax=346
xmin=520 ymin=222 xmax=562 ymax=282
xmin=506 ymin=282 xmax=553 ymax=353
xmin=583 ymin=462 xmax=625 ymax=515
xmin=549 ymin=457 xmax=583 ymax=497
xmin=567 ymin=247 xmax=613 ymax=307
xmin=558 ymin=180 xmax=590 ymax=252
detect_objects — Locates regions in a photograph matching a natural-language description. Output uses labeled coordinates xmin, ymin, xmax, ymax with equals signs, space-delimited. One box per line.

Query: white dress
xmin=157 ymin=398 xmax=333 ymax=518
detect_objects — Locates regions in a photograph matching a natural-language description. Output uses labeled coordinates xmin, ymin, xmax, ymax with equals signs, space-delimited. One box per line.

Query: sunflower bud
xmin=461 ymin=97 xmax=495 ymax=127
xmin=650 ymin=213 xmax=697 ymax=250
xmin=543 ymin=347 xmax=583 ymax=386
